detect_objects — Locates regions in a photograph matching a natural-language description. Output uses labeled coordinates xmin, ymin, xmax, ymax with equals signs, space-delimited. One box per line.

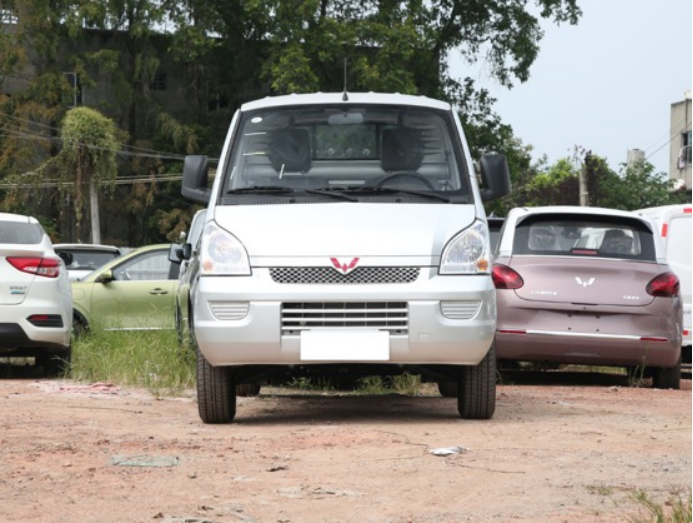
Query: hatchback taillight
xmin=492 ymin=264 xmax=524 ymax=289
xmin=646 ymin=272 xmax=679 ymax=297
xmin=6 ymin=257 xmax=61 ymax=278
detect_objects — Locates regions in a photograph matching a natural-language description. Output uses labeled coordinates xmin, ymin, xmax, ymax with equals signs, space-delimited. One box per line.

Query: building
xmin=669 ymin=90 xmax=692 ymax=190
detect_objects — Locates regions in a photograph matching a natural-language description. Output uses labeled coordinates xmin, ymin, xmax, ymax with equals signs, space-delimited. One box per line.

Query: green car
xmin=71 ymin=244 xmax=180 ymax=332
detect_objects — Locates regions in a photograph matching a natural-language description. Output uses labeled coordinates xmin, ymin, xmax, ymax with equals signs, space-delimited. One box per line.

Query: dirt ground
xmin=0 ymin=368 xmax=690 ymax=523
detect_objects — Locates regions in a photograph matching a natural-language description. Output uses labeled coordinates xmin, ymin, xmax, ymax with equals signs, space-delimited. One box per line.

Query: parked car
xmin=488 ymin=216 xmax=506 ymax=252
xmin=492 ymin=205 xmax=683 ymax=389
xmin=179 ymin=91 xmax=511 ymax=423
xmin=635 ymin=204 xmax=691 ymax=376
xmin=170 ymin=208 xmax=206 ymax=346
xmin=71 ymin=244 xmax=180 ymax=332
xmin=55 ymin=243 xmax=122 ymax=281
xmin=0 ymin=212 xmax=73 ymax=376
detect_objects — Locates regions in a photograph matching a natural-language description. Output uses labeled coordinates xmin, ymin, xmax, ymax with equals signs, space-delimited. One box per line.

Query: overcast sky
xmin=448 ymin=0 xmax=692 ymax=176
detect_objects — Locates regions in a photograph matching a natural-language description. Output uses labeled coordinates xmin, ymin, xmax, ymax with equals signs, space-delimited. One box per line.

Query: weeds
xmin=628 ymin=490 xmax=692 ymax=523
xmin=70 ymin=329 xmax=195 ymax=397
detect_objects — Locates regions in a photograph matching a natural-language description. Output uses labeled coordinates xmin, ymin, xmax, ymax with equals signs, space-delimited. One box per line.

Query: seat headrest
xmin=267 ymin=128 xmax=312 ymax=173
xmin=381 ymin=127 xmax=423 ymax=172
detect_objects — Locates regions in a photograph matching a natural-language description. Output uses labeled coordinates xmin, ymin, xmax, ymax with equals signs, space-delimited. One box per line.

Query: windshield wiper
xmin=352 ymin=186 xmax=451 ymax=202
xmin=302 ymin=189 xmax=358 ymax=202
xmin=227 ymin=185 xmax=295 ymax=194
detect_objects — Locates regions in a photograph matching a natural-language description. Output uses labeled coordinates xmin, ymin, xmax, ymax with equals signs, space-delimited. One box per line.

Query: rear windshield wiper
xmin=352 ymin=186 xmax=451 ymax=202
xmin=227 ymin=185 xmax=295 ymax=194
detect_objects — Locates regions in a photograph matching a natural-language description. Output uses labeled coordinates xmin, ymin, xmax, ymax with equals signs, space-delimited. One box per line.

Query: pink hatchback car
xmin=492 ymin=206 xmax=682 ymax=389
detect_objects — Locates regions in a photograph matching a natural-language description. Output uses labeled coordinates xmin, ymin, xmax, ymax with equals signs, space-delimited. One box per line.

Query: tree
xmin=45 ymin=107 xmax=122 ymax=242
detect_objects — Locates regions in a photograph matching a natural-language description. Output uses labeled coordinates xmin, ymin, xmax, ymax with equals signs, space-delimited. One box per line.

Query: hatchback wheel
xmin=457 ymin=343 xmax=496 ymax=419
xmin=652 ymin=355 xmax=681 ymax=390
xmin=196 ymin=342 xmax=236 ymax=423
xmin=437 ymin=381 xmax=457 ymax=397
xmin=237 ymin=383 xmax=261 ymax=397
xmin=37 ymin=347 xmax=71 ymax=378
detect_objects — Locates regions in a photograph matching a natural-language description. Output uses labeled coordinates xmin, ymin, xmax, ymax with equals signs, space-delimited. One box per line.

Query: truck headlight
xmin=200 ymin=221 xmax=251 ymax=276
xmin=439 ymin=220 xmax=490 ymax=275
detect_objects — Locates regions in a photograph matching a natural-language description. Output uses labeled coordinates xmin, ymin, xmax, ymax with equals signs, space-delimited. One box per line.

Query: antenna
xmin=342 ymin=58 xmax=348 ymax=101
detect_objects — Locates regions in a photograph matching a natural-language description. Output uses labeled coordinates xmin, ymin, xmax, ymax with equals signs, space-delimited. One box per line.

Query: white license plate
xmin=300 ymin=330 xmax=390 ymax=361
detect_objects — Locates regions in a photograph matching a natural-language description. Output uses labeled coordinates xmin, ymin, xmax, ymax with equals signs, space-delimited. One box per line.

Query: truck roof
xmin=240 ymin=92 xmax=452 ymax=112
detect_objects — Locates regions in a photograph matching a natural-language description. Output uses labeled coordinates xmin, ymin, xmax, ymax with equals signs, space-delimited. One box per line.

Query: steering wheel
xmin=373 ymin=171 xmax=436 ymax=190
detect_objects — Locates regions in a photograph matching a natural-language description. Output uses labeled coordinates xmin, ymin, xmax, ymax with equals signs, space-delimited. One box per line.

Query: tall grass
xmin=70 ymin=329 xmax=196 ymax=397
xmin=628 ymin=490 xmax=692 ymax=523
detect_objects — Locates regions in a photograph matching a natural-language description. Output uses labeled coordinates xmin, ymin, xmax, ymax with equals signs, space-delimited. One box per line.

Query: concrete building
xmin=669 ymin=90 xmax=692 ymax=190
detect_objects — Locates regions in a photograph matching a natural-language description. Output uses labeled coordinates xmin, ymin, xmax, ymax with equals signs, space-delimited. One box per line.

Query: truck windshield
xmin=223 ymin=104 xmax=472 ymax=202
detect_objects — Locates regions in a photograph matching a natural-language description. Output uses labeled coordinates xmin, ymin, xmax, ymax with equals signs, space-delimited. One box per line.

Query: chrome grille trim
xmin=281 ymin=302 xmax=408 ymax=335
xmin=270 ymin=267 xmax=419 ymax=285
xmin=440 ymin=301 xmax=481 ymax=320
xmin=209 ymin=301 xmax=249 ymax=320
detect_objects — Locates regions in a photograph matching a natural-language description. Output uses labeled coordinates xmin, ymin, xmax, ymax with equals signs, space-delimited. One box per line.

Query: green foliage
xmin=70 ymin=330 xmax=196 ymax=397
xmin=628 ymin=490 xmax=692 ymax=523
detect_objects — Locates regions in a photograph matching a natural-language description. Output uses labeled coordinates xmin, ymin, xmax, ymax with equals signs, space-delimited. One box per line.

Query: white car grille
xmin=270 ymin=267 xmax=419 ymax=285
xmin=281 ymin=301 xmax=408 ymax=335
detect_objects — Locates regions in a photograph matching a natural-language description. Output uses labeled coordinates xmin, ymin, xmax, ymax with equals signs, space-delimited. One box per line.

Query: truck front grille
xmin=281 ymin=302 xmax=408 ymax=335
xmin=270 ymin=267 xmax=419 ymax=285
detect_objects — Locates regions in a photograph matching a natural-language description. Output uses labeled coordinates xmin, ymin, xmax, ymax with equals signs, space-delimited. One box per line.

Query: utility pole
xmin=90 ymin=178 xmax=101 ymax=244
xmin=579 ymin=161 xmax=589 ymax=207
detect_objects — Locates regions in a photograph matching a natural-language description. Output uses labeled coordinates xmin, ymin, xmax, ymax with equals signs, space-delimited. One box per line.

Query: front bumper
xmin=192 ymin=268 xmax=496 ymax=367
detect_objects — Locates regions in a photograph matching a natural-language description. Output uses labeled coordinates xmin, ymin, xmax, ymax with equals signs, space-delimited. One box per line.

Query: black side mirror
xmin=168 ymin=243 xmax=185 ymax=264
xmin=479 ymin=153 xmax=511 ymax=201
xmin=182 ymin=155 xmax=211 ymax=204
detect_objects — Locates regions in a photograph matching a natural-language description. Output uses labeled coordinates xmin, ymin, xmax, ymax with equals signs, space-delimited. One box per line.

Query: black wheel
xmin=457 ymin=343 xmax=497 ymax=419
xmin=72 ymin=313 xmax=88 ymax=338
xmin=236 ymin=383 xmax=261 ymax=397
xmin=37 ymin=347 xmax=72 ymax=378
xmin=652 ymin=354 xmax=681 ymax=390
xmin=437 ymin=381 xmax=457 ymax=397
xmin=196 ymin=342 xmax=236 ymax=423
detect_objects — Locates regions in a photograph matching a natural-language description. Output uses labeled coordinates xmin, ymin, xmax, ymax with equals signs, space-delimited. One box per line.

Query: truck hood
xmin=213 ymin=203 xmax=477 ymax=258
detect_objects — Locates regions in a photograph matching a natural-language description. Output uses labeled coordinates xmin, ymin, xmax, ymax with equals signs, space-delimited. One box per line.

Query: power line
xmin=645 ymin=120 xmax=692 ymax=163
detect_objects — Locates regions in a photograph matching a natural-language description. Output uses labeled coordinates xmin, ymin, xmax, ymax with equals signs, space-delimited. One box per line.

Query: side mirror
xmin=58 ymin=252 xmax=74 ymax=266
xmin=97 ymin=269 xmax=115 ymax=284
xmin=168 ymin=243 xmax=185 ymax=263
xmin=182 ymin=155 xmax=211 ymax=204
xmin=479 ymin=153 xmax=511 ymax=201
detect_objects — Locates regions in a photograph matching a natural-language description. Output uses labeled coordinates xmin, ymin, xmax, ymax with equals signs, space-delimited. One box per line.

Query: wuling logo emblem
xmin=575 ymin=276 xmax=595 ymax=288
xmin=330 ymin=257 xmax=360 ymax=275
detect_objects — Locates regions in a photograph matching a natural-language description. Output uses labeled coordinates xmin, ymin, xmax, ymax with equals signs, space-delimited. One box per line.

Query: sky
xmin=448 ymin=0 xmax=692 ymax=177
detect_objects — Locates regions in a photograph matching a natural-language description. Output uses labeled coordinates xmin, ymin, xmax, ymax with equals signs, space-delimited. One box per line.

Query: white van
xmin=180 ymin=92 xmax=510 ymax=423
xmin=636 ymin=204 xmax=692 ymax=374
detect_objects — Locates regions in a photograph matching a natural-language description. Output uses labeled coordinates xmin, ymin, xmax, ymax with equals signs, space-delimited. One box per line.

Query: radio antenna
xmin=342 ymin=58 xmax=349 ymax=101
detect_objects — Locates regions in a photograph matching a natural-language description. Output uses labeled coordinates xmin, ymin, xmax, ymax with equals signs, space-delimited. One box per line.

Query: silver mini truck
xmin=180 ymin=92 xmax=511 ymax=423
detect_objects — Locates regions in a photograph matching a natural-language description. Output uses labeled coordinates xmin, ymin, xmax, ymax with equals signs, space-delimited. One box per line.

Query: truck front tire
xmin=196 ymin=343 xmax=237 ymax=423
xmin=457 ymin=343 xmax=497 ymax=419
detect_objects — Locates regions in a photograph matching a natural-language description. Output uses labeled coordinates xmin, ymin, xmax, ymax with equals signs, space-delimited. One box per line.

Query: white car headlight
xmin=200 ymin=221 xmax=251 ymax=276
xmin=439 ymin=220 xmax=490 ymax=275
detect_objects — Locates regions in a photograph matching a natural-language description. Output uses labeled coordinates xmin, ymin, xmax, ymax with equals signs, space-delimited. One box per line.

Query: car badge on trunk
xmin=330 ymin=257 xmax=359 ymax=274
xmin=575 ymin=277 xmax=595 ymax=288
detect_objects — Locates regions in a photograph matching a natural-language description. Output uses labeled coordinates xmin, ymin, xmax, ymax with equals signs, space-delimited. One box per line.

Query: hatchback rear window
xmin=512 ymin=214 xmax=656 ymax=261
xmin=0 ymin=222 xmax=44 ymax=244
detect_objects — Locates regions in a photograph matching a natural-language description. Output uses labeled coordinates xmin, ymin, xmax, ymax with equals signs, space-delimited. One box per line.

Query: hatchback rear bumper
xmin=0 ymin=323 xmax=71 ymax=355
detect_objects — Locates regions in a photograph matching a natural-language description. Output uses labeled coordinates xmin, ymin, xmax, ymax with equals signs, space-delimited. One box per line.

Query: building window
xmin=0 ymin=8 xmax=18 ymax=24
xmin=150 ymin=73 xmax=167 ymax=91
xmin=679 ymin=130 xmax=692 ymax=169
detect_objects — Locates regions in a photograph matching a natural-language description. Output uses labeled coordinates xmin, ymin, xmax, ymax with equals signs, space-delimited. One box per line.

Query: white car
xmin=54 ymin=243 xmax=122 ymax=281
xmin=179 ymin=91 xmax=511 ymax=423
xmin=0 ymin=213 xmax=73 ymax=376
xmin=636 ymin=204 xmax=692 ymax=375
